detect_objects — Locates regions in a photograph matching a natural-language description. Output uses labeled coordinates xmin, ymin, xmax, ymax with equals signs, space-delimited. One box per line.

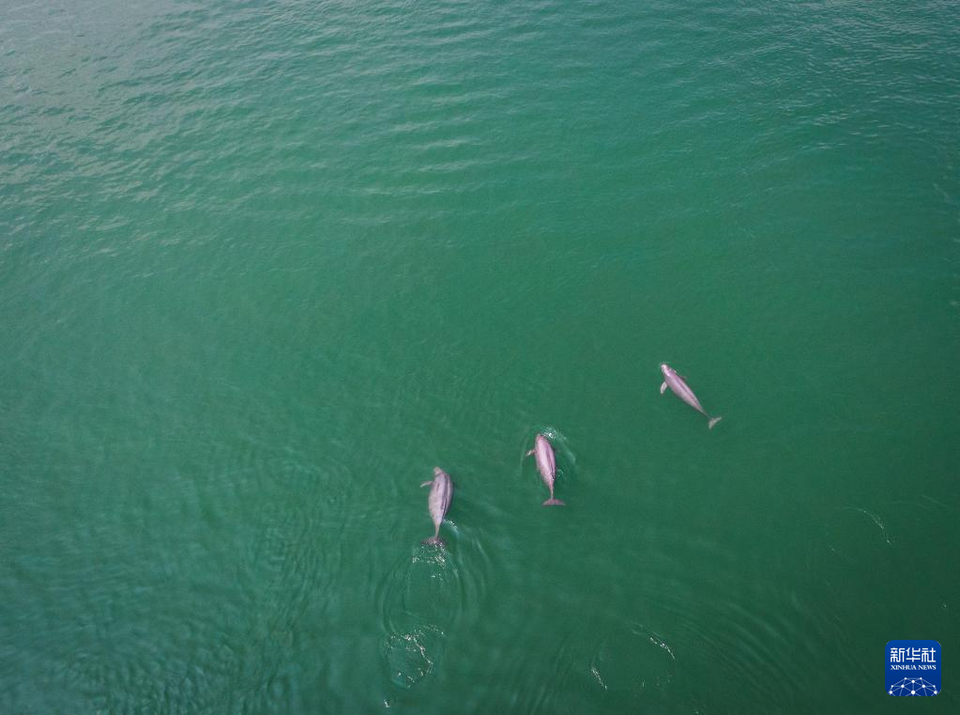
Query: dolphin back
xmin=431 ymin=472 xmax=453 ymax=516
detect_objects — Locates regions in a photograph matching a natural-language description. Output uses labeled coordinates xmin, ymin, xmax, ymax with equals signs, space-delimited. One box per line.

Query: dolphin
xmin=420 ymin=467 xmax=454 ymax=546
xmin=660 ymin=363 xmax=722 ymax=429
xmin=525 ymin=433 xmax=565 ymax=506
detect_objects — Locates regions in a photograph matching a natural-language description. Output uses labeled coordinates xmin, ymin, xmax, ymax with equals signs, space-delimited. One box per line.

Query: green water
xmin=2 ymin=1 xmax=959 ymax=712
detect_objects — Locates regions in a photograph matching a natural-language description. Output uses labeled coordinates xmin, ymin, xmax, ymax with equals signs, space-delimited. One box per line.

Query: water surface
xmin=2 ymin=1 xmax=959 ymax=712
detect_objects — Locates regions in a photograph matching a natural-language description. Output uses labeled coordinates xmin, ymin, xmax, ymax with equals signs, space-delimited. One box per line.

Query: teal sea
xmin=2 ymin=1 xmax=959 ymax=712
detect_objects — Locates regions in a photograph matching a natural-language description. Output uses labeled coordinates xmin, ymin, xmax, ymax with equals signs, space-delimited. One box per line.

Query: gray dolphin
xmin=420 ymin=467 xmax=454 ymax=546
xmin=525 ymin=433 xmax=565 ymax=506
xmin=660 ymin=363 xmax=722 ymax=429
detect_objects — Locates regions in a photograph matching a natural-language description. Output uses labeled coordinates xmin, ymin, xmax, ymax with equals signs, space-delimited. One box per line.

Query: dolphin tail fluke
xmin=421 ymin=536 xmax=444 ymax=546
xmin=542 ymin=498 xmax=566 ymax=506
xmin=708 ymin=416 xmax=723 ymax=429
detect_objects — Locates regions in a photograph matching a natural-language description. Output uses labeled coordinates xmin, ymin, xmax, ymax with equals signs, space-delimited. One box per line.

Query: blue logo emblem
xmin=886 ymin=640 xmax=940 ymax=696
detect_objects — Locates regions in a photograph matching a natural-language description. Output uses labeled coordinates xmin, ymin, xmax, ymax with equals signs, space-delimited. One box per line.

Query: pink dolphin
xmin=660 ymin=363 xmax=722 ymax=429
xmin=420 ymin=467 xmax=454 ymax=546
xmin=525 ymin=434 xmax=565 ymax=506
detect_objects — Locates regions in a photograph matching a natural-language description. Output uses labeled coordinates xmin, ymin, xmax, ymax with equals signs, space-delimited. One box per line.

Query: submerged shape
xmin=526 ymin=433 xmax=565 ymax=506
xmin=659 ymin=363 xmax=722 ymax=429
xmin=420 ymin=467 xmax=454 ymax=546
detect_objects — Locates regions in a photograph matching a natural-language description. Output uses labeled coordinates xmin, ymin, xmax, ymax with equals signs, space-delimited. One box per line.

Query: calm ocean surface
xmin=2 ymin=1 xmax=959 ymax=712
